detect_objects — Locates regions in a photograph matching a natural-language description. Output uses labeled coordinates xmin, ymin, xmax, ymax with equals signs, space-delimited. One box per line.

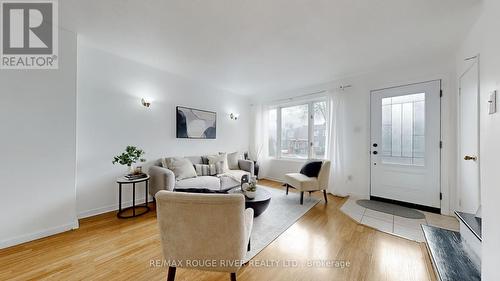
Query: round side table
xmin=116 ymin=175 xmax=151 ymax=219
xmin=229 ymin=188 xmax=271 ymax=217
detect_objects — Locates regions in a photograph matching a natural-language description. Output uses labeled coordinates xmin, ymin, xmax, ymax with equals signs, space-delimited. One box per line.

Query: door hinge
xmin=440 ymin=89 xmax=443 ymax=97
xmin=439 ymin=141 xmax=443 ymax=149
xmin=440 ymin=193 xmax=443 ymax=200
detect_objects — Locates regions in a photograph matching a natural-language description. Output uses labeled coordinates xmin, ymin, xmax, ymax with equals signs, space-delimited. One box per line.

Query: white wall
xmin=456 ymin=0 xmax=500 ymax=279
xmin=256 ymin=58 xmax=457 ymax=214
xmin=76 ymin=42 xmax=250 ymax=218
xmin=0 ymin=29 xmax=78 ymax=248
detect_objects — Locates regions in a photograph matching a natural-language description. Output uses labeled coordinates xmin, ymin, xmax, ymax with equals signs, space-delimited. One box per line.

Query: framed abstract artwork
xmin=176 ymin=106 xmax=217 ymax=139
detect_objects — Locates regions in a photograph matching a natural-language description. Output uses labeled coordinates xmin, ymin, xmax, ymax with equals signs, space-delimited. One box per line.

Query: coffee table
xmin=229 ymin=188 xmax=271 ymax=217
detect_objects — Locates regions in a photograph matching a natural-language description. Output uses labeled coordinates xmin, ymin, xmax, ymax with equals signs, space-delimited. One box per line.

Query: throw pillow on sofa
xmin=226 ymin=152 xmax=241 ymax=170
xmin=164 ymin=157 xmax=197 ymax=180
xmin=214 ymin=161 xmax=226 ymax=175
xmin=207 ymin=153 xmax=229 ymax=172
xmin=194 ymin=164 xmax=217 ymax=176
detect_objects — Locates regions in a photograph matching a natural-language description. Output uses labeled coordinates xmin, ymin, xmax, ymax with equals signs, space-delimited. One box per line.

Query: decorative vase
xmin=128 ymin=165 xmax=135 ymax=175
xmin=135 ymin=166 xmax=143 ymax=174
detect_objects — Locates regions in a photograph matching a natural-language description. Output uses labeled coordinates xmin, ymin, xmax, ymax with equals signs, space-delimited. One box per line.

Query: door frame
xmin=458 ymin=56 xmax=481 ymax=211
xmin=369 ymin=79 xmax=442 ymax=213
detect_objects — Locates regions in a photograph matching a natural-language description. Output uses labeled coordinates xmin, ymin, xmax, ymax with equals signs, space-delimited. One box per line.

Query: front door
xmin=459 ymin=60 xmax=480 ymax=213
xmin=370 ymin=80 xmax=441 ymax=209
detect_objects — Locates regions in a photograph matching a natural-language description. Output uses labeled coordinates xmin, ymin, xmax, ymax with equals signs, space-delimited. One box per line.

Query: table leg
xmin=145 ymin=180 xmax=148 ymax=207
xmin=119 ymin=183 xmax=122 ymax=213
xmin=133 ymin=183 xmax=136 ymax=216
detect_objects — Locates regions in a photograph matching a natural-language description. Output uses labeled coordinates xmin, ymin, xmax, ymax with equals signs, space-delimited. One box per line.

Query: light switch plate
xmin=489 ymin=90 xmax=497 ymax=114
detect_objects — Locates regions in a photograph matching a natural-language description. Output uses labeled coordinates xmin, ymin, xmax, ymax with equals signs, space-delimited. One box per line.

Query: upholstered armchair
xmin=155 ymin=191 xmax=254 ymax=281
xmin=284 ymin=160 xmax=331 ymax=204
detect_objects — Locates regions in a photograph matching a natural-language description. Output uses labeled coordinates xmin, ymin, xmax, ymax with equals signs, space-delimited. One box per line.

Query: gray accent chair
xmin=156 ymin=191 xmax=253 ymax=281
xmin=149 ymin=156 xmax=254 ymax=197
xmin=284 ymin=160 xmax=331 ymax=204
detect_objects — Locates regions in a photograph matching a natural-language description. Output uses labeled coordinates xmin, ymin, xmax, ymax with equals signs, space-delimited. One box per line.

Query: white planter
xmin=245 ymin=190 xmax=256 ymax=199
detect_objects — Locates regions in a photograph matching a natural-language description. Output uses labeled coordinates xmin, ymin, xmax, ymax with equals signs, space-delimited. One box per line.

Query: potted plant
xmin=112 ymin=146 xmax=146 ymax=175
xmin=244 ymin=176 xmax=258 ymax=199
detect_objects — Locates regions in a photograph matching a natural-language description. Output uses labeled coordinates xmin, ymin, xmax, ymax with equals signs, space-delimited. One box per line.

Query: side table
xmin=116 ymin=175 xmax=151 ymax=218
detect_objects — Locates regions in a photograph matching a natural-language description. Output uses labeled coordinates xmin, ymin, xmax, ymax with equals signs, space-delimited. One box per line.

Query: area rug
xmin=245 ymin=185 xmax=320 ymax=261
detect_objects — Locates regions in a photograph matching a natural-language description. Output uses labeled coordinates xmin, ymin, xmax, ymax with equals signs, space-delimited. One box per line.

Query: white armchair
xmin=284 ymin=160 xmax=331 ymax=204
xmin=155 ymin=191 xmax=254 ymax=281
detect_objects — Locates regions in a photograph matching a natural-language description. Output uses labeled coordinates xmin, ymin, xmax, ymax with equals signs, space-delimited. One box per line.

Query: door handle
xmin=464 ymin=155 xmax=478 ymax=161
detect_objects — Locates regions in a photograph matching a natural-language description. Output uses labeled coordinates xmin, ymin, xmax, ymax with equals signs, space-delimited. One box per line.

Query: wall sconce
xmin=141 ymin=98 xmax=151 ymax=108
xmin=230 ymin=113 xmax=239 ymax=120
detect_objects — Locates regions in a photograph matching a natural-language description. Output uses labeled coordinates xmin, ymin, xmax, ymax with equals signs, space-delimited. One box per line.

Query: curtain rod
xmin=269 ymin=84 xmax=352 ymax=104
xmin=270 ymin=90 xmax=326 ymax=103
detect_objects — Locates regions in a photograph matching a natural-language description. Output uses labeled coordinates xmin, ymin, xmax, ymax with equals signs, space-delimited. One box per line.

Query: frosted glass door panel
xmin=381 ymin=93 xmax=425 ymax=166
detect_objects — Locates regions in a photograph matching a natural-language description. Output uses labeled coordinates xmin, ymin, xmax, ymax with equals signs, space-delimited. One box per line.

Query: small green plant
xmin=247 ymin=179 xmax=257 ymax=192
xmin=247 ymin=183 xmax=257 ymax=192
xmin=112 ymin=146 xmax=146 ymax=167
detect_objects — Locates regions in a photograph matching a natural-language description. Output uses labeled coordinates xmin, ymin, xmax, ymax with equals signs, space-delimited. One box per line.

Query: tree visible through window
xmin=268 ymin=98 xmax=329 ymax=159
xmin=312 ymin=101 xmax=328 ymax=159
xmin=281 ymin=104 xmax=309 ymax=158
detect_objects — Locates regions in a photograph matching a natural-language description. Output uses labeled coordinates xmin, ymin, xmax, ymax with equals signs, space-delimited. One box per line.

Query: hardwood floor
xmin=0 ymin=180 xmax=436 ymax=281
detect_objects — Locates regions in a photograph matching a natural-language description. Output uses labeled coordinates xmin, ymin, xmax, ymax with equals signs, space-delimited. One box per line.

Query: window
xmin=381 ymin=93 xmax=425 ymax=166
xmin=268 ymin=109 xmax=278 ymax=157
xmin=281 ymin=104 xmax=309 ymax=158
xmin=268 ymin=98 xmax=329 ymax=159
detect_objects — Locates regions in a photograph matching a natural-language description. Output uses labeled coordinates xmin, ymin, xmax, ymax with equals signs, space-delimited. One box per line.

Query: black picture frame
xmin=176 ymin=106 xmax=217 ymax=139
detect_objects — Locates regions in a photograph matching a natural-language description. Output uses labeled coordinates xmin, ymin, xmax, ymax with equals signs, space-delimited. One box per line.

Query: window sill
xmin=268 ymin=157 xmax=309 ymax=163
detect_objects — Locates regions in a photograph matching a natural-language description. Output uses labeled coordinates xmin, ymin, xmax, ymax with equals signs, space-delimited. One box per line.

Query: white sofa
xmin=149 ymin=155 xmax=254 ymax=197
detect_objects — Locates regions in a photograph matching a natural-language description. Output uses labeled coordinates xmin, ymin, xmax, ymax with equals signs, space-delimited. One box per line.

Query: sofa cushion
xmin=175 ymin=176 xmax=221 ymax=191
xmin=165 ymin=157 xmax=197 ymax=180
xmin=227 ymin=152 xmax=241 ymax=170
xmin=300 ymin=161 xmax=323 ymax=178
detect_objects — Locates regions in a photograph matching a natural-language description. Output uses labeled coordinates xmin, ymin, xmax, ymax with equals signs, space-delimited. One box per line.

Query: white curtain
xmin=327 ymin=90 xmax=349 ymax=196
xmin=249 ymin=103 xmax=270 ymax=179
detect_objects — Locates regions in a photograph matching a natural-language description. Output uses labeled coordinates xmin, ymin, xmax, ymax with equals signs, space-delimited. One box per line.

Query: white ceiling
xmin=61 ymin=0 xmax=480 ymax=95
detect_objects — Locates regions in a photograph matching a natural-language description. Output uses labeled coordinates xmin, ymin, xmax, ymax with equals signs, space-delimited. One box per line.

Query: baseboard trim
xmin=78 ymin=197 xmax=154 ymax=219
xmin=261 ymin=176 xmax=285 ymax=183
xmin=0 ymin=221 xmax=79 ymax=250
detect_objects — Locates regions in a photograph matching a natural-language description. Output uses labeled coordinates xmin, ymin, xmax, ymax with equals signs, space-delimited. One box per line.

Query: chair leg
xmin=247 ymin=239 xmax=251 ymax=251
xmin=309 ymin=191 xmax=312 ymax=196
xmin=230 ymin=272 xmax=237 ymax=281
xmin=167 ymin=267 xmax=176 ymax=281
xmin=286 ymin=184 xmax=289 ymax=195
xmin=323 ymin=190 xmax=328 ymax=203
xmin=300 ymin=191 xmax=304 ymax=205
